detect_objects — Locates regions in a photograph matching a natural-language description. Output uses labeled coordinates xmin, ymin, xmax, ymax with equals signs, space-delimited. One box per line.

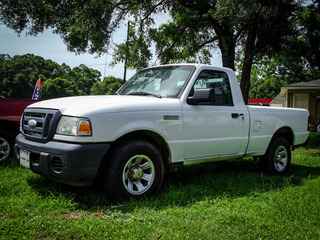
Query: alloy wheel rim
xmin=0 ymin=137 xmax=10 ymax=162
xmin=122 ymin=154 xmax=155 ymax=195
xmin=274 ymin=146 xmax=288 ymax=172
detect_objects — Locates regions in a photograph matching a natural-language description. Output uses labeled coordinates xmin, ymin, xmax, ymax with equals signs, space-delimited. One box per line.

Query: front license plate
xmin=20 ymin=150 xmax=30 ymax=169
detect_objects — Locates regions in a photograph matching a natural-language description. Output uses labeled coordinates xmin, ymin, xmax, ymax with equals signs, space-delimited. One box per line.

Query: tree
xmin=40 ymin=64 xmax=101 ymax=99
xmin=243 ymin=1 xmax=320 ymax=99
xmin=111 ymin=0 xmax=301 ymax=103
xmin=0 ymin=54 xmax=101 ymax=99
xmin=90 ymin=76 xmax=123 ymax=95
xmin=0 ymin=54 xmax=66 ymax=98
xmin=242 ymin=55 xmax=320 ymax=100
xmin=111 ymin=21 xmax=152 ymax=73
xmin=40 ymin=77 xmax=79 ymax=99
xmin=0 ymin=0 xmax=115 ymax=55
xmin=1 ymin=0 xmax=316 ymax=103
xmin=66 ymin=64 xmax=101 ymax=95
xmin=269 ymin=1 xmax=320 ymax=80
xmin=237 ymin=56 xmax=288 ymax=99
xmin=148 ymin=0 xmax=298 ymax=103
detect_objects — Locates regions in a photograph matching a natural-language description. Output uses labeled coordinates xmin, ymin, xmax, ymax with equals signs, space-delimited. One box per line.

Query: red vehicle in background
xmin=0 ymin=98 xmax=37 ymax=162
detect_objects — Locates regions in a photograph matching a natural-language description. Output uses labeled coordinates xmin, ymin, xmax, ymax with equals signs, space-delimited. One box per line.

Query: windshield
xmin=117 ymin=65 xmax=195 ymax=98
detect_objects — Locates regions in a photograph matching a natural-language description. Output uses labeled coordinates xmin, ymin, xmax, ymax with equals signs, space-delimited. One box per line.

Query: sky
xmin=0 ymin=19 xmax=222 ymax=81
xmin=0 ymin=23 xmax=136 ymax=80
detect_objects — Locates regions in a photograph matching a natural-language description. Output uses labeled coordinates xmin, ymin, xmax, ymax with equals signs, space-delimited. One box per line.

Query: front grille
xmin=22 ymin=109 xmax=61 ymax=142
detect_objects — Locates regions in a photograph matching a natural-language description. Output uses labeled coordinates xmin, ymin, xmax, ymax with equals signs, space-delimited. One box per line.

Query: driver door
xmin=182 ymin=69 xmax=247 ymax=160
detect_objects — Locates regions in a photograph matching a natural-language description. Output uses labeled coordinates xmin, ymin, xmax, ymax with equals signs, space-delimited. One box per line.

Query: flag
xmin=32 ymin=78 xmax=42 ymax=100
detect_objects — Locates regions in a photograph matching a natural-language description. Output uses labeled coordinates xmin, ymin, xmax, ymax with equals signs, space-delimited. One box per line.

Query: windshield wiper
xmin=128 ymin=92 xmax=162 ymax=98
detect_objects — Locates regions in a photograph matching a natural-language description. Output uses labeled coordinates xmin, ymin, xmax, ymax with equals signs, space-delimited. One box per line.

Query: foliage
xmin=40 ymin=77 xmax=79 ymax=99
xmin=145 ymin=0 xmax=299 ymax=103
xmin=149 ymin=9 xmax=214 ymax=64
xmin=0 ymin=54 xmax=101 ymax=99
xmin=111 ymin=0 xmax=306 ymax=102
xmin=111 ymin=21 xmax=153 ymax=71
xmin=64 ymin=64 xmax=101 ymax=96
xmin=0 ymin=54 xmax=67 ymax=98
xmin=235 ymin=0 xmax=320 ymax=100
xmin=90 ymin=76 xmax=123 ymax=95
xmin=243 ymin=56 xmax=320 ymax=100
xmin=275 ymin=1 xmax=320 ymax=71
xmin=0 ymin=0 xmax=115 ymax=55
xmin=0 ymin=133 xmax=320 ymax=239
xmin=1 ymin=1 xmax=319 ymax=102
xmin=236 ymin=56 xmax=292 ymax=99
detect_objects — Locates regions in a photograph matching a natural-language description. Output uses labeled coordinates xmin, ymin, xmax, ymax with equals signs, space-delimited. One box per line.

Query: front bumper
xmin=15 ymin=133 xmax=110 ymax=186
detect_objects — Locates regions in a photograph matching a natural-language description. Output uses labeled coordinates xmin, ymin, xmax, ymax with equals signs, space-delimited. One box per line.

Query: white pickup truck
xmin=16 ymin=64 xmax=309 ymax=201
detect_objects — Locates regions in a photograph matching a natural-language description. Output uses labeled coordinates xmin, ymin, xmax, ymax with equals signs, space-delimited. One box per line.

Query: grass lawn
xmin=1 ymin=133 xmax=319 ymax=239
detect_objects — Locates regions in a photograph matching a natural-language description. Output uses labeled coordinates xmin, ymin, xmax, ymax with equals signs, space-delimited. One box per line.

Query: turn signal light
xmin=78 ymin=120 xmax=92 ymax=136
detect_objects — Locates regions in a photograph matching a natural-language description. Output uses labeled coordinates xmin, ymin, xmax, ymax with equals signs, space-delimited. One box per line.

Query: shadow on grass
xmin=22 ymin=133 xmax=320 ymax=211
xmin=26 ymin=157 xmax=320 ymax=211
xmin=303 ymin=132 xmax=320 ymax=150
xmin=0 ymin=157 xmax=20 ymax=168
xmin=5 ymin=132 xmax=320 ymax=210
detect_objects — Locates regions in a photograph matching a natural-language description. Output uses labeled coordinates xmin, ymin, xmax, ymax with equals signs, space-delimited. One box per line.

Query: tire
xmin=0 ymin=130 xmax=14 ymax=163
xmin=263 ymin=137 xmax=291 ymax=175
xmin=103 ymin=140 xmax=164 ymax=202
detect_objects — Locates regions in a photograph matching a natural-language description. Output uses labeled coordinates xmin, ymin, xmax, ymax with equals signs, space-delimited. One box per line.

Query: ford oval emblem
xmin=28 ymin=119 xmax=37 ymax=129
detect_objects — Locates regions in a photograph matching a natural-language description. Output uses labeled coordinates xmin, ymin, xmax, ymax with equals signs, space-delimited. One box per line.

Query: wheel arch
xmin=0 ymin=121 xmax=18 ymax=162
xmin=271 ymin=127 xmax=294 ymax=146
xmin=0 ymin=120 xmax=20 ymax=136
xmin=259 ymin=127 xmax=293 ymax=175
xmin=99 ymin=130 xmax=171 ymax=173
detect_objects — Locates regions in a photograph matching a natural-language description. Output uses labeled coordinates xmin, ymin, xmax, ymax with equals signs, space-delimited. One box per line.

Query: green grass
xmin=1 ymin=133 xmax=320 ymax=239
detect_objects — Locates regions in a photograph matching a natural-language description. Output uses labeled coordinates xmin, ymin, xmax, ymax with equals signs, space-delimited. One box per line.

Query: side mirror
xmin=187 ymin=88 xmax=215 ymax=105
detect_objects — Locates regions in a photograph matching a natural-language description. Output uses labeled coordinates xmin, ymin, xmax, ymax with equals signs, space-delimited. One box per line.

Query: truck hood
xmin=27 ymin=95 xmax=181 ymax=116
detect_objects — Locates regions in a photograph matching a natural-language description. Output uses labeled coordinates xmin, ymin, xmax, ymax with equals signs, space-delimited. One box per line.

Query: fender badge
xmin=28 ymin=119 xmax=37 ymax=129
xmin=163 ymin=115 xmax=179 ymax=120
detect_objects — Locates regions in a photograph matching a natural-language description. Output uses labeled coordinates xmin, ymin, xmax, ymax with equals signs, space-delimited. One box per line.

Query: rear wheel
xmin=103 ymin=140 xmax=164 ymax=202
xmin=0 ymin=130 xmax=14 ymax=163
xmin=262 ymin=137 xmax=291 ymax=175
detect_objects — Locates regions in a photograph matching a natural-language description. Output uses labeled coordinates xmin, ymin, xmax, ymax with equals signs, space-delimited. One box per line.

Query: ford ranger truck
xmin=15 ymin=64 xmax=309 ymax=202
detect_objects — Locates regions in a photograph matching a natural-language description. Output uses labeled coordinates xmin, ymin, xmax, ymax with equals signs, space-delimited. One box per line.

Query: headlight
xmin=56 ymin=116 xmax=92 ymax=136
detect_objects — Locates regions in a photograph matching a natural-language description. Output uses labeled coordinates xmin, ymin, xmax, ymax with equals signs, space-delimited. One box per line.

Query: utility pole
xmin=123 ymin=21 xmax=130 ymax=84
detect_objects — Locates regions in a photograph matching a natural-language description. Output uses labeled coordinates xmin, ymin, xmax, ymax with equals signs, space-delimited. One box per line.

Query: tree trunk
xmin=240 ymin=30 xmax=256 ymax=104
xmin=219 ymin=32 xmax=236 ymax=70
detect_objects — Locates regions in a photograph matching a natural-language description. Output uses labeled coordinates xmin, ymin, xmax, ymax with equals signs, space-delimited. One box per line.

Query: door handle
xmin=232 ymin=113 xmax=244 ymax=118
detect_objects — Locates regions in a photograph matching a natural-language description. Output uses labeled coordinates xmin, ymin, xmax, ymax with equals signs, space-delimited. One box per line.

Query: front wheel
xmin=262 ymin=137 xmax=291 ymax=175
xmin=103 ymin=140 xmax=164 ymax=202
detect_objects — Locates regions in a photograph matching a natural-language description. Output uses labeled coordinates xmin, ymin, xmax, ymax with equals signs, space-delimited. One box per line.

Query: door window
xmin=191 ymin=70 xmax=233 ymax=105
